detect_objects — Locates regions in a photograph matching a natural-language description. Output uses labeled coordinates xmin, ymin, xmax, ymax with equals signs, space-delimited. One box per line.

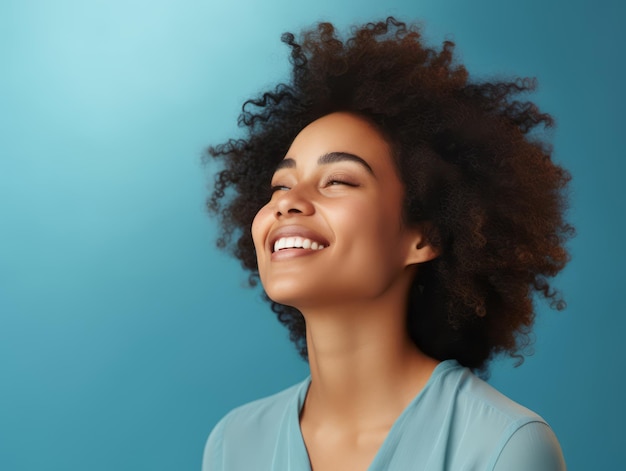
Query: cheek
xmin=343 ymin=200 xmax=407 ymax=262
xmin=251 ymin=205 xmax=272 ymax=251
xmin=339 ymin=198 xmax=402 ymax=240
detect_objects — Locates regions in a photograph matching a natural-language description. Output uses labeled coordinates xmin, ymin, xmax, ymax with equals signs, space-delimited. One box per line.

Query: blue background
xmin=1 ymin=0 xmax=624 ymax=469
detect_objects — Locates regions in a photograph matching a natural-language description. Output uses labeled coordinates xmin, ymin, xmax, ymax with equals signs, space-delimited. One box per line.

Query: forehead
xmin=284 ymin=112 xmax=395 ymax=173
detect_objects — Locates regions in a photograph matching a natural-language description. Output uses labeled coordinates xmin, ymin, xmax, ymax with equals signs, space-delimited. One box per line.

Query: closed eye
xmin=323 ymin=176 xmax=359 ymax=187
xmin=270 ymin=184 xmax=290 ymax=193
xmin=326 ymin=179 xmax=357 ymax=186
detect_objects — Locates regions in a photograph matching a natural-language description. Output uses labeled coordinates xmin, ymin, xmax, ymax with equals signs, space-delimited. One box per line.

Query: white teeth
xmin=274 ymin=238 xmax=286 ymax=251
xmin=273 ymin=236 xmax=327 ymax=252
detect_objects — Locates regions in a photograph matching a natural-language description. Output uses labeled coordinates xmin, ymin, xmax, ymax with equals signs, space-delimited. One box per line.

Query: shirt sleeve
xmin=202 ymin=417 xmax=226 ymax=471
xmin=491 ymin=421 xmax=566 ymax=471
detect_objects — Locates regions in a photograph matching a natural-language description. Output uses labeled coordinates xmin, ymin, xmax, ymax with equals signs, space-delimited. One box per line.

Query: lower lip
xmin=271 ymin=247 xmax=326 ymax=261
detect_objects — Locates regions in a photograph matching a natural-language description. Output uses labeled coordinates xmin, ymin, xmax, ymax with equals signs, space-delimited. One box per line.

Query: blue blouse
xmin=203 ymin=360 xmax=565 ymax=470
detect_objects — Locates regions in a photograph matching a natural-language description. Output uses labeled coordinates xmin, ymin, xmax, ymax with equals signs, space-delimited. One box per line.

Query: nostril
xmin=276 ymin=207 xmax=304 ymax=217
xmin=274 ymin=189 xmax=315 ymax=217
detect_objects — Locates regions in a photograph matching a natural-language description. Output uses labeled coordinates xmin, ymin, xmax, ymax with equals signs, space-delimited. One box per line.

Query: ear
xmin=403 ymin=223 xmax=440 ymax=267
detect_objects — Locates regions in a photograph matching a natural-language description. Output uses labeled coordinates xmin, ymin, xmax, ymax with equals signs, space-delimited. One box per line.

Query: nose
xmin=274 ymin=185 xmax=315 ymax=218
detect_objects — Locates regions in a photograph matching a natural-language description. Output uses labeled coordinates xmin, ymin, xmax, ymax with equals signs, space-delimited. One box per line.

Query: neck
xmin=299 ymin=290 xmax=439 ymax=431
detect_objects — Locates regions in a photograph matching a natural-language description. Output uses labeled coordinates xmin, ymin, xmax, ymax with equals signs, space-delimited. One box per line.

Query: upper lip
xmin=268 ymin=224 xmax=330 ymax=252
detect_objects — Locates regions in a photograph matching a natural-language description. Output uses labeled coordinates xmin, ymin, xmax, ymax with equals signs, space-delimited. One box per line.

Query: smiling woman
xmin=203 ymin=17 xmax=572 ymax=471
xmin=252 ymin=113 xmax=433 ymax=313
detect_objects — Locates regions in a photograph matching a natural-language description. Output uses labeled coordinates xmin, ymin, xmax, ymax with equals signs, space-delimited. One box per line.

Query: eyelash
xmin=324 ymin=177 xmax=358 ymax=187
xmin=270 ymin=178 xmax=358 ymax=193
xmin=270 ymin=184 xmax=290 ymax=193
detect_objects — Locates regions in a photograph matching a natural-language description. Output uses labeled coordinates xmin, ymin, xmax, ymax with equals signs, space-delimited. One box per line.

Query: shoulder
xmin=202 ymin=379 xmax=308 ymax=471
xmin=491 ymin=420 xmax=566 ymax=470
xmin=429 ymin=361 xmax=566 ymax=470
xmin=437 ymin=361 xmax=547 ymax=431
xmin=214 ymin=379 xmax=304 ymax=433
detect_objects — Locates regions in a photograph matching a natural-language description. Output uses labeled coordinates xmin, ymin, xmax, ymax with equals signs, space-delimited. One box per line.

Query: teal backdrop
xmin=1 ymin=0 xmax=624 ymax=469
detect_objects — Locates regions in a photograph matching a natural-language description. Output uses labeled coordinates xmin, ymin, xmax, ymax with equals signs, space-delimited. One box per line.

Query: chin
xmin=261 ymin=279 xmax=303 ymax=305
xmin=263 ymin=289 xmax=304 ymax=309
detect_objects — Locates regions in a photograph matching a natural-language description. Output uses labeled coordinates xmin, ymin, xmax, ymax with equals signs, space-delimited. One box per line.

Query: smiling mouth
xmin=273 ymin=237 xmax=327 ymax=253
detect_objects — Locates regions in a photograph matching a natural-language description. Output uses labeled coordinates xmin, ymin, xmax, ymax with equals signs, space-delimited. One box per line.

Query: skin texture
xmin=252 ymin=112 xmax=440 ymax=471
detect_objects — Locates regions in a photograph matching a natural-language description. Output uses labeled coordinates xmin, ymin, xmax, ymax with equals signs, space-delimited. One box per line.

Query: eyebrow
xmin=275 ymin=152 xmax=374 ymax=175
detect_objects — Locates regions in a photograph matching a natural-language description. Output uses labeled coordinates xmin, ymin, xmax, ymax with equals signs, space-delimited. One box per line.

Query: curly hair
xmin=206 ymin=17 xmax=573 ymax=373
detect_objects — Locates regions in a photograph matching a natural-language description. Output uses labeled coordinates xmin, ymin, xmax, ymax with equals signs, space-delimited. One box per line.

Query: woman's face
xmin=252 ymin=112 xmax=427 ymax=310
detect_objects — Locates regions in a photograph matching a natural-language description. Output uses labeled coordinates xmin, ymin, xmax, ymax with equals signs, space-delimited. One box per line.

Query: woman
xmin=203 ymin=18 xmax=572 ymax=470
